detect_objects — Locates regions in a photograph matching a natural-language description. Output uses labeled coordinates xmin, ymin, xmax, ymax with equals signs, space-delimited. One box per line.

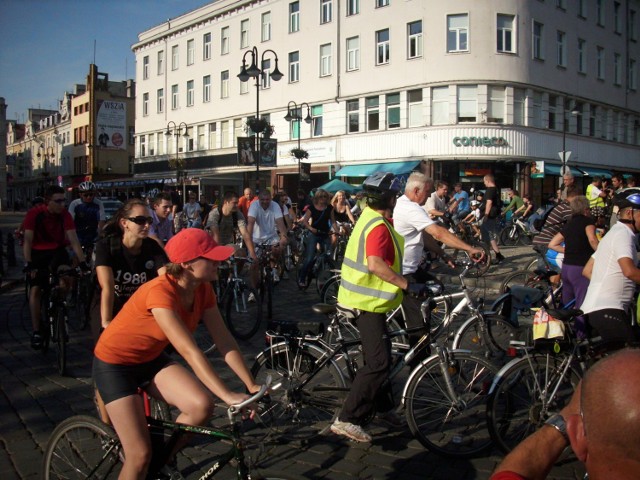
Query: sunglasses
xmin=82 ymin=192 xmax=95 ymax=197
xmin=126 ymin=216 xmax=153 ymax=226
xmin=52 ymin=199 xmax=66 ymax=204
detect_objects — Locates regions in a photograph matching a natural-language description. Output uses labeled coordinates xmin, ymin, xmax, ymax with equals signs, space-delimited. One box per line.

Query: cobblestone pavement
xmin=0 ymin=235 xmax=586 ymax=479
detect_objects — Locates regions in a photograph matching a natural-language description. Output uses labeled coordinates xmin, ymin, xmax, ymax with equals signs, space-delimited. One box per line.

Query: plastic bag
xmin=532 ymin=308 xmax=565 ymax=340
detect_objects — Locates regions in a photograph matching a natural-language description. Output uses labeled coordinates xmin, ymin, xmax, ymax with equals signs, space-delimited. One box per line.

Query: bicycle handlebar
xmin=227 ymin=375 xmax=272 ymax=421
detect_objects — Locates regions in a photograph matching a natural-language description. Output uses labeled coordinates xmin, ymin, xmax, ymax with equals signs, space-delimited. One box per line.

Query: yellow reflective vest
xmin=337 ymin=207 xmax=404 ymax=313
xmin=586 ymin=184 xmax=605 ymax=208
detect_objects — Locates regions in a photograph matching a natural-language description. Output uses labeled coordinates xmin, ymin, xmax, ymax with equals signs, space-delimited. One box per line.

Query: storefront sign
xmin=531 ymin=161 xmax=545 ymax=179
xmin=453 ymin=136 xmax=509 ymax=147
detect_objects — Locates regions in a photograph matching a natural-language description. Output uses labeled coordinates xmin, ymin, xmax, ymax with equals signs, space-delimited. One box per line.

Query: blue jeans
xmin=298 ymin=232 xmax=331 ymax=284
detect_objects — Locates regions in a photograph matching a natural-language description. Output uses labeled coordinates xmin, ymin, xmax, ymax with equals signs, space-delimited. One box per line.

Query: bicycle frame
xmin=147 ymin=416 xmax=249 ymax=479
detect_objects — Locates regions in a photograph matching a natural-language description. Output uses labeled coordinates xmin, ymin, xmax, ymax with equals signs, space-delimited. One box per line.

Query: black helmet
xmin=613 ymin=188 xmax=640 ymax=210
xmin=362 ymin=172 xmax=402 ymax=198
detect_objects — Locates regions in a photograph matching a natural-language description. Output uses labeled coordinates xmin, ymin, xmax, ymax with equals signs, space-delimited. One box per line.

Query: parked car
xmin=101 ymin=199 xmax=123 ymax=221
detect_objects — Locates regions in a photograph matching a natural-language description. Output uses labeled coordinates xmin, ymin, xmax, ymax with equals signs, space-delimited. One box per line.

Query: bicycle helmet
xmin=148 ymin=188 xmax=160 ymax=199
xmin=470 ymin=200 xmax=480 ymax=207
xmin=78 ymin=181 xmax=96 ymax=193
xmin=613 ymin=188 xmax=640 ymax=209
xmin=362 ymin=172 xmax=402 ymax=198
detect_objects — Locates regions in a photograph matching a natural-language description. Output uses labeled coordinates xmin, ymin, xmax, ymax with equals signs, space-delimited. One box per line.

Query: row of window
xmin=138 ymin=83 xmax=639 ymax=158
xmin=142 ymin=15 xmax=637 ymax=92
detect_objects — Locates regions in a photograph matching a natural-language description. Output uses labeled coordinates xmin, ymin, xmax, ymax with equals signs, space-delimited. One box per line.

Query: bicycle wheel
xmin=404 ymin=351 xmax=498 ymax=457
xmin=42 ymin=415 xmax=123 ymax=479
xmin=315 ymin=256 xmax=336 ymax=294
xmin=40 ymin=294 xmax=51 ymax=354
xmin=526 ymin=258 xmax=539 ymax=271
xmin=74 ymin=277 xmax=90 ymax=331
xmin=487 ymin=353 xmax=582 ymax=453
xmin=452 ymin=242 xmax=491 ymax=278
xmin=55 ymin=307 xmax=67 ymax=376
xmin=452 ymin=314 xmax=518 ymax=359
xmin=428 ymin=296 xmax=452 ymax=341
xmin=193 ymin=322 xmax=216 ymax=355
xmin=250 ymin=342 xmax=346 ymax=442
xmin=264 ymin=270 xmax=274 ymax=319
xmin=499 ymin=271 xmax=539 ymax=294
xmin=149 ymin=397 xmax=173 ymax=421
xmin=319 ymin=273 xmax=341 ymax=305
xmin=500 ymin=225 xmax=520 ymax=246
xmin=224 ymin=284 xmax=262 ymax=340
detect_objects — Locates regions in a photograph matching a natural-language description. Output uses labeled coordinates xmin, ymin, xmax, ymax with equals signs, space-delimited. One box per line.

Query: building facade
xmin=131 ymin=0 xmax=640 ymax=203
xmin=4 ymin=65 xmax=136 ymax=205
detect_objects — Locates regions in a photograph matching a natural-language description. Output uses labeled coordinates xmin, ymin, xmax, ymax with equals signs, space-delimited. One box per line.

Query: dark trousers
xmin=402 ymin=271 xmax=433 ymax=349
xmin=339 ymin=311 xmax=394 ymax=425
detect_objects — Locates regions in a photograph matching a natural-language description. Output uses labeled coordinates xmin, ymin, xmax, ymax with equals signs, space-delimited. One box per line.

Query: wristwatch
xmin=545 ymin=414 xmax=569 ymax=442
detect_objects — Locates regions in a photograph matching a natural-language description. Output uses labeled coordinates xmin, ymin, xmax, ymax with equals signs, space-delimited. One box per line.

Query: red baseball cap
xmin=165 ymin=229 xmax=235 ymax=263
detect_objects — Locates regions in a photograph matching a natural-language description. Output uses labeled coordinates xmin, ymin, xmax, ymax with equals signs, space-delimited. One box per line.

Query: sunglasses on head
xmin=126 ymin=216 xmax=153 ymax=226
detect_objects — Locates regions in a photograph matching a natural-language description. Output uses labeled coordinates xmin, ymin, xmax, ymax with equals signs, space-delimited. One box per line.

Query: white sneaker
xmin=330 ymin=419 xmax=372 ymax=442
xmin=248 ymin=292 xmax=256 ymax=303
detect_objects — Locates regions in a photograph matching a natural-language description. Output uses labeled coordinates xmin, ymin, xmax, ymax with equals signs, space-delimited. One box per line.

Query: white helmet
xmin=78 ymin=181 xmax=96 ymax=192
xmin=470 ymin=200 xmax=480 ymax=206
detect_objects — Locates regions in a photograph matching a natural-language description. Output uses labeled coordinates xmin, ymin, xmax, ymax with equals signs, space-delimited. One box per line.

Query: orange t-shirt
xmin=94 ymin=274 xmax=216 ymax=365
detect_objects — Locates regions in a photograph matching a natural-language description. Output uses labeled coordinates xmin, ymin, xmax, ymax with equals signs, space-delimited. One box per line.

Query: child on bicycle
xmin=93 ymin=228 xmax=260 ymax=479
xmin=462 ymin=200 xmax=482 ymax=239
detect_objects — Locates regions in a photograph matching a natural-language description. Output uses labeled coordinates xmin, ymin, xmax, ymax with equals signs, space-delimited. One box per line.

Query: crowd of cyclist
xmin=18 ymin=169 xmax=640 ymax=479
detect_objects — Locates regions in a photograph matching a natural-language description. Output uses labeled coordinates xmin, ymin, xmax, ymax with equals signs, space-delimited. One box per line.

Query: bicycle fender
xmin=487 ymin=355 xmax=527 ymax=395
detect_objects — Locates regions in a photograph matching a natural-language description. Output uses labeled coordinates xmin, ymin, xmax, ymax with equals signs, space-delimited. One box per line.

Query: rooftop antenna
xmin=125 ymin=57 xmax=128 ymax=80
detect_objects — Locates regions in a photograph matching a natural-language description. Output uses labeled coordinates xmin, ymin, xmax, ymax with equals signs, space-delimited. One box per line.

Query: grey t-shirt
xmin=206 ymin=208 xmax=247 ymax=245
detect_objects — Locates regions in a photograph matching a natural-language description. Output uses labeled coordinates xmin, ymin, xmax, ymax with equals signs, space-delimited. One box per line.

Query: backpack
xmin=533 ymin=204 xmax=556 ymax=231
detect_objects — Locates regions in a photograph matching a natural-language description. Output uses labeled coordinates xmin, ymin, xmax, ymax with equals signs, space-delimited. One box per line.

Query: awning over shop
xmin=335 ymin=160 xmax=421 ymax=177
xmin=576 ymin=166 xmax=613 ymax=178
xmin=544 ymin=164 xmax=583 ymax=176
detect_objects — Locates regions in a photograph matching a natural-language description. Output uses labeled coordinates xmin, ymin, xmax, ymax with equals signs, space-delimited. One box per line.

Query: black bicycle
xmin=216 ymin=255 xmax=262 ymax=340
xmin=42 ymin=379 xmax=304 ymax=479
xmin=39 ymin=267 xmax=84 ymax=376
xmin=251 ymin=299 xmax=498 ymax=457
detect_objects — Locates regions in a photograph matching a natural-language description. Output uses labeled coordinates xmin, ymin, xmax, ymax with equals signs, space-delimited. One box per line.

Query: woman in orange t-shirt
xmin=93 ymin=228 xmax=259 ymax=479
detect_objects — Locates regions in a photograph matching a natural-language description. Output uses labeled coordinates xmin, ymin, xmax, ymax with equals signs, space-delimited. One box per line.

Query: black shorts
xmin=585 ymin=309 xmax=639 ymax=350
xmin=92 ymin=353 xmax=174 ymax=405
xmin=30 ymin=248 xmax=70 ymax=289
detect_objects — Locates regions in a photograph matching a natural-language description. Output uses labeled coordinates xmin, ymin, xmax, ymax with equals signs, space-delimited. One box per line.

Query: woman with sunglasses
xmin=93 ymin=229 xmax=259 ymax=478
xmin=90 ymin=199 xmax=168 ymax=343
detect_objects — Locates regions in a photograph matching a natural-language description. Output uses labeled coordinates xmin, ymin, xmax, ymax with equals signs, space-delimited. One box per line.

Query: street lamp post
xmin=165 ymin=121 xmax=189 ymax=201
xmin=284 ymin=101 xmax=312 ymax=192
xmin=560 ymin=102 xmax=580 ymax=181
xmin=238 ymin=46 xmax=283 ymax=194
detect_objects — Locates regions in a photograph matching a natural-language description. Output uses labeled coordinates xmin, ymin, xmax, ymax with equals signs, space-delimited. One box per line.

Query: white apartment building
xmin=130 ymin=0 xmax=640 ymax=203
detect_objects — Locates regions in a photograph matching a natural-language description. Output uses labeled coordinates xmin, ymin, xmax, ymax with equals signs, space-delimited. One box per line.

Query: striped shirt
xmin=532 ymin=202 xmax=571 ymax=246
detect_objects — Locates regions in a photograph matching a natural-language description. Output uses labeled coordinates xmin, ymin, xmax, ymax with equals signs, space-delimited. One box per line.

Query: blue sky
xmin=0 ymin=0 xmax=210 ymax=122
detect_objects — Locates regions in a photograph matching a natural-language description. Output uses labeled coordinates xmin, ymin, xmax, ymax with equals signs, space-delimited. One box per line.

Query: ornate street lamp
xmin=560 ymin=101 xmax=580 ymax=179
xmin=284 ymin=101 xmax=312 ymax=191
xmin=238 ymin=46 xmax=283 ymax=194
xmin=165 ymin=121 xmax=189 ymax=200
